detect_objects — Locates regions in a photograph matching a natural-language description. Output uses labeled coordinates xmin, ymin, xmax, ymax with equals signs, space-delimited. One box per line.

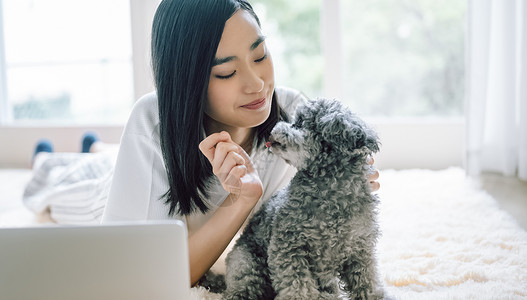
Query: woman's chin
xmin=251 ymin=106 xmax=272 ymax=127
xmin=239 ymin=102 xmax=271 ymax=127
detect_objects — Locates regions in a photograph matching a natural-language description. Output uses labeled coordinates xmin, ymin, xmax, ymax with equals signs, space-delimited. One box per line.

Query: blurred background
xmin=0 ymin=0 xmax=465 ymax=123
xmin=0 ymin=0 xmax=467 ymax=170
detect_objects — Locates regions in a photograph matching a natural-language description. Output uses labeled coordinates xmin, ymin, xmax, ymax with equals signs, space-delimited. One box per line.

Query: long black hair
xmin=151 ymin=0 xmax=289 ymax=216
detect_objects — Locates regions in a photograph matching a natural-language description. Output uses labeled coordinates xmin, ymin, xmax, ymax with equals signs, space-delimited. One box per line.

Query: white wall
xmin=0 ymin=119 xmax=464 ymax=170
xmin=370 ymin=118 xmax=465 ymax=170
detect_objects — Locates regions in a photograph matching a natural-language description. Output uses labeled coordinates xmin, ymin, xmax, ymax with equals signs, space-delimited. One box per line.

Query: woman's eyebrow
xmin=213 ymin=56 xmax=236 ymax=66
xmin=250 ymin=35 xmax=266 ymax=51
xmin=213 ymin=35 xmax=266 ymax=66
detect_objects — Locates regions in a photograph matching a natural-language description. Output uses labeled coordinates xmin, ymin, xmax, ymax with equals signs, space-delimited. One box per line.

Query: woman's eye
xmin=255 ymin=54 xmax=267 ymax=63
xmin=215 ymin=71 xmax=236 ymax=80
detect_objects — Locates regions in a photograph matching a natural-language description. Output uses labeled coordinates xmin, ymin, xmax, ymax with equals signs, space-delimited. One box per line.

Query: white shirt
xmin=101 ymin=86 xmax=306 ymax=236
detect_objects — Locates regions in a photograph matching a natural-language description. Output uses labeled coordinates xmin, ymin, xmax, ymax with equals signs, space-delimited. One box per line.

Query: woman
xmin=24 ymin=0 xmax=380 ymax=286
xmin=103 ymin=0 xmax=379 ymax=285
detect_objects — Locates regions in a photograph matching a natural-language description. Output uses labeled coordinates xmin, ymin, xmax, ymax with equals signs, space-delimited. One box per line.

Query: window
xmin=0 ymin=0 xmax=466 ymax=124
xmin=253 ymin=0 xmax=466 ymax=117
xmin=0 ymin=0 xmax=134 ymax=124
xmin=252 ymin=0 xmax=323 ymax=99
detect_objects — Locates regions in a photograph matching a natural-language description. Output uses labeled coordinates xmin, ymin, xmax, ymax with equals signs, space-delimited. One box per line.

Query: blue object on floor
xmin=81 ymin=132 xmax=99 ymax=153
xmin=33 ymin=139 xmax=54 ymax=159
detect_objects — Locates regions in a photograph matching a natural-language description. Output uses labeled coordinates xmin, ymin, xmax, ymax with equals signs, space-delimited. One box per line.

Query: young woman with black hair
xmin=23 ymin=0 xmax=379 ymax=286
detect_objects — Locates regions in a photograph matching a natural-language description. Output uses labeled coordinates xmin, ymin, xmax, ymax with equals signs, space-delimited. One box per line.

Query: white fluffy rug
xmin=1 ymin=168 xmax=526 ymax=299
xmin=190 ymin=168 xmax=527 ymax=300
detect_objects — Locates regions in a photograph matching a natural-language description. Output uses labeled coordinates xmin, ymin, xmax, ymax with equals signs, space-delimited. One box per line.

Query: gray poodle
xmin=223 ymin=98 xmax=387 ymax=300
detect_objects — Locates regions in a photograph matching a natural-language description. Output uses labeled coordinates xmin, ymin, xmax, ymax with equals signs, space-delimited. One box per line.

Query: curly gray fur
xmin=223 ymin=98 xmax=388 ymax=300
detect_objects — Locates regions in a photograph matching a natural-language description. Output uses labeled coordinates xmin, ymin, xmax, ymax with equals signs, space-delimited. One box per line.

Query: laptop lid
xmin=0 ymin=220 xmax=190 ymax=300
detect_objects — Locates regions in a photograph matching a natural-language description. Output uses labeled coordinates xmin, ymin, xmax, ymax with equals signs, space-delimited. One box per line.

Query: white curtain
xmin=466 ymin=0 xmax=527 ymax=180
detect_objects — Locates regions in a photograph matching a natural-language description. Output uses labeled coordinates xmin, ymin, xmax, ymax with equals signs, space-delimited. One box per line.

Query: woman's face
xmin=206 ymin=9 xmax=274 ymax=131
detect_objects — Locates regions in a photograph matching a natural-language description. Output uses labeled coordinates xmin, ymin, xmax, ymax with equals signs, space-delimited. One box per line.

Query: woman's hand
xmin=368 ymin=156 xmax=380 ymax=191
xmin=199 ymin=131 xmax=263 ymax=205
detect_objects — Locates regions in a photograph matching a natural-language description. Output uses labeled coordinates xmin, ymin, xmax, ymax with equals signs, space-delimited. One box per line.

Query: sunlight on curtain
xmin=466 ymin=0 xmax=527 ymax=180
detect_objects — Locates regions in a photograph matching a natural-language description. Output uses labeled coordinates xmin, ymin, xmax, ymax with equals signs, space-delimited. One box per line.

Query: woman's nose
xmin=243 ymin=68 xmax=264 ymax=94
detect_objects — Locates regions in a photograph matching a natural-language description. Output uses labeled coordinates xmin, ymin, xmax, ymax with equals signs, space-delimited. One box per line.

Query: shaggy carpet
xmin=190 ymin=168 xmax=527 ymax=300
xmin=1 ymin=168 xmax=526 ymax=299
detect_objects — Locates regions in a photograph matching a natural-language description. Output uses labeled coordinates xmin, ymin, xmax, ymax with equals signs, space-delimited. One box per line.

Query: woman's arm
xmin=188 ymin=192 xmax=257 ymax=285
xmin=191 ymin=131 xmax=263 ymax=285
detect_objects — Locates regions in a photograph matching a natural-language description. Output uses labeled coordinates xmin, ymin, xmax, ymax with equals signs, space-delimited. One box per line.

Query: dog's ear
xmin=360 ymin=125 xmax=381 ymax=153
xmin=318 ymin=100 xmax=380 ymax=154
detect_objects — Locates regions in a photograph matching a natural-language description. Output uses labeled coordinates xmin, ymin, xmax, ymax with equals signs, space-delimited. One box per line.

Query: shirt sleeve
xmin=101 ymin=94 xmax=184 ymax=224
xmin=275 ymin=85 xmax=308 ymax=119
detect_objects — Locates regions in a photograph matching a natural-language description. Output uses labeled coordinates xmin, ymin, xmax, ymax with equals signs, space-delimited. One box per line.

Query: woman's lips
xmin=241 ymin=98 xmax=266 ymax=110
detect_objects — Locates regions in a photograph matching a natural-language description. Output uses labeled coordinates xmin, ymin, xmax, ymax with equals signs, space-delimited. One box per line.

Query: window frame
xmin=0 ymin=0 xmax=10 ymax=125
xmin=321 ymin=0 xmax=343 ymax=100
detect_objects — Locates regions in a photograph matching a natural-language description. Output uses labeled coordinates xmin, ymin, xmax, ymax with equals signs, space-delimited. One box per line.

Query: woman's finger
xmin=211 ymin=142 xmax=241 ymax=174
xmin=199 ymin=131 xmax=233 ymax=162
xmin=368 ymin=169 xmax=379 ymax=181
xmin=236 ymin=146 xmax=256 ymax=174
xmin=216 ymin=151 xmax=245 ymax=182
xmin=370 ymin=180 xmax=380 ymax=192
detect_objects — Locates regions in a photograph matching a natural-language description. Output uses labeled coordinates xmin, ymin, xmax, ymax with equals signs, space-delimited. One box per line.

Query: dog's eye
xmin=321 ymin=140 xmax=332 ymax=152
xmin=270 ymin=141 xmax=284 ymax=149
xmin=292 ymin=121 xmax=302 ymax=129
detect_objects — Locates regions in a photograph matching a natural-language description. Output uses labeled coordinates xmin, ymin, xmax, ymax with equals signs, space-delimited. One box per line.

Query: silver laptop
xmin=0 ymin=220 xmax=190 ymax=300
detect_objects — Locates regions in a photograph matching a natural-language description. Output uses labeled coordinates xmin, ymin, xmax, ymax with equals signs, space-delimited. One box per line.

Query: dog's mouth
xmin=265 ymin=137 xmax=283 ymax=149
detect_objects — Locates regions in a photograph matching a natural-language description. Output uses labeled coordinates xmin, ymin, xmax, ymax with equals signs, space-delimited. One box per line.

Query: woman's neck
xmin=204 ymin=116 xmax=255 ymax=154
